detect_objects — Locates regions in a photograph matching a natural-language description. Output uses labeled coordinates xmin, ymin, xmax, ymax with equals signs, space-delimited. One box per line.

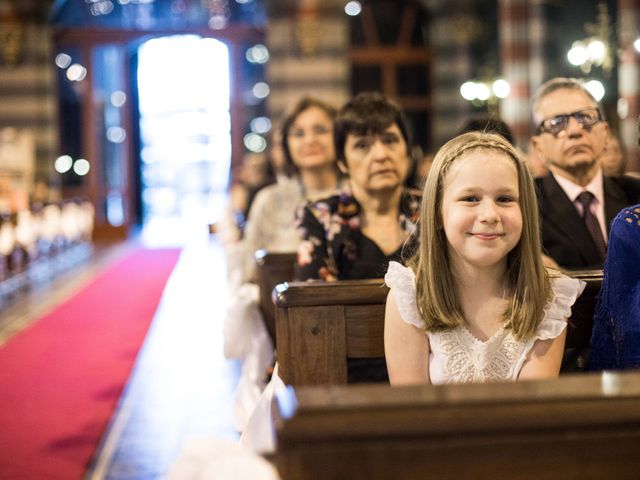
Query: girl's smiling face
xmin=440 ymin=149 xmax=523 ymax=273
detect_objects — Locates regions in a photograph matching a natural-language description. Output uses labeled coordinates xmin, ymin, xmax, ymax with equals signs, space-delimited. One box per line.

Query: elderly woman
xmin=295 ymin=91 xmax=420 ymax=281
xmin=240 ymin=93 xmax=420 ymax=448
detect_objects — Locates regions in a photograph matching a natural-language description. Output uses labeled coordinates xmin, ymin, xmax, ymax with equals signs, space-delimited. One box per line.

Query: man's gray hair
xmin=531 ymin=77 xmax=600 ymax=125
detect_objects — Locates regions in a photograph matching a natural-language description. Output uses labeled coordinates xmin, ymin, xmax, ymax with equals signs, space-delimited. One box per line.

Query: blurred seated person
xmin=224 ymin=97 xmax=340 ymax=431
xmin=266 ymin=126 xmax=288 ymax=182
xmin=530 ymin=77 xmax=640 ymax=270
xmin=227 ymin=152 xmax=276 ymax=239
xmin=589 ymin=204 xmax=640 ymax=370
xmin=31 ymin=178 xmax=52 ymax=206
xmin=457 ymin=114 xmax=515 ymax=145
xmin=600 ymin=129 xmax=627 ymax=178
xmin=407 ymin=145 xmax=434 ymax=190
xmin=295 ymin=91 xmax=420 ymax=281
xmin=241 ymin=97 xmax=341 ymax=283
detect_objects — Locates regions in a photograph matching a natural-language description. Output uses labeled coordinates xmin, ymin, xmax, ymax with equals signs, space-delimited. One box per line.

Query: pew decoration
xmin=224 ymin=250 xmax=296 ymax=434
xmin=0 ymin=199 xmax=94 ymax=305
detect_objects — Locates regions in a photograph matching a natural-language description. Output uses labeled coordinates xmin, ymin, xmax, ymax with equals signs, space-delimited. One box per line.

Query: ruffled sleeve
xmin=384 ymin=261 xmax=423 ymax=329
xmin=536 ymin=275 xmax=586 ymax=340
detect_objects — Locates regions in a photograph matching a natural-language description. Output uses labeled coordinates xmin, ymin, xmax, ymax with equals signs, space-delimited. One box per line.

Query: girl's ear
xmin=337 ymin=160 xmax=349 ymax=175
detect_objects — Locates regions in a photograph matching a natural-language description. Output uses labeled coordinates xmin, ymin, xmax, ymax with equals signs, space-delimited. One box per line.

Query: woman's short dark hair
xmin=280 ymin=97 xmax=337 ymax=177
xmin=334 ymin=91 xmax=412 ymax=162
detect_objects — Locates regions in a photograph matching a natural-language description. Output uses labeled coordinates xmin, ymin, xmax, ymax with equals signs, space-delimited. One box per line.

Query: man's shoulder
xmin=605 ymin=174 xmax=640 ymax=202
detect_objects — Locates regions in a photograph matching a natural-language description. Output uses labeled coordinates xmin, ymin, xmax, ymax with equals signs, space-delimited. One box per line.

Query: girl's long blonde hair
xmin=409 ymin=132 xmax=551 ymax=341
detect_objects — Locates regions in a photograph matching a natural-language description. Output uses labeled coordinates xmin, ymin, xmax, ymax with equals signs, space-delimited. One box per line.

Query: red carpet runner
xmin=0 ymin=247 xmax=181 ymax=479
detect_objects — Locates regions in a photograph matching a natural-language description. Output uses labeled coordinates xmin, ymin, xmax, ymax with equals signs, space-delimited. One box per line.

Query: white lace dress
xmin=384 ymin=262 xmax=585 ymax=384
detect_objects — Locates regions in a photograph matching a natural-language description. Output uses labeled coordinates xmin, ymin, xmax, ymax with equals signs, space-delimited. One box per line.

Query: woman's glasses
xmin=537 ymin=108 xmax=602 ymax=136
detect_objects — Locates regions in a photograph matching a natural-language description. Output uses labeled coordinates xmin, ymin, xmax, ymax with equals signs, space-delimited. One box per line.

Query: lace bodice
xmin=384 ymin=262 xmax=585 ymax=384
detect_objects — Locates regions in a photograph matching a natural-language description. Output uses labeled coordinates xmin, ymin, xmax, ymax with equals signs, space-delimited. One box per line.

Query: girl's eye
xmin=313 ymin=125 xmax=330 ymax=135
xmin=497 ymin=195 xmax=515 ymax=203
xmin=461 ymin=196 xmax=479 ymax=202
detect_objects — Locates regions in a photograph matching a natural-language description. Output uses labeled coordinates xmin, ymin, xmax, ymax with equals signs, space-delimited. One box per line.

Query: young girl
xmin=384 ymin=132 xmax=585 ymax=385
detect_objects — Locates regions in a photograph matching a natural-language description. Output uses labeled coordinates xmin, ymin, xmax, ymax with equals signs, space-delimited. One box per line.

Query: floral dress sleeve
xmin=294 ymin=201 xmax=338 ymax=281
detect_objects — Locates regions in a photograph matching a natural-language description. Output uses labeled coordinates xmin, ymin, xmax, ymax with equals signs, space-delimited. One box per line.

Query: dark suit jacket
xmin=535 ymin=173 xmax=640 ymax=269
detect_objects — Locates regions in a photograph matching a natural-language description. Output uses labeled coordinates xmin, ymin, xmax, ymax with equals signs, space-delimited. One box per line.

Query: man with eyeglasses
xmin=531 ymin=77 xmax=640 ymax=270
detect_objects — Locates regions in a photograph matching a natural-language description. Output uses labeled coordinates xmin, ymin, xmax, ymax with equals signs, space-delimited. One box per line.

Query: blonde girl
xmin=384 ymin=132 xmax=584 ymax=385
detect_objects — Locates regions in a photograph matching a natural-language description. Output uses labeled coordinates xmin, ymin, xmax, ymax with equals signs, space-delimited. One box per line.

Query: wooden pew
xmin=564 ymin=268 xmax=602 ymax=371
xmin=274 ymin=270 xmax=602 ymax=386
xmin=255 ymin=250 xmax=296 ymax=346
xmin=273 ymin=371 xmax=640 ymax=479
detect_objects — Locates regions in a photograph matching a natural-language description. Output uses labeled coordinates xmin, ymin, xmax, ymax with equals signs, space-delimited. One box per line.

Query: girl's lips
xmin=471 ymin=233 xmax=503 ymax=240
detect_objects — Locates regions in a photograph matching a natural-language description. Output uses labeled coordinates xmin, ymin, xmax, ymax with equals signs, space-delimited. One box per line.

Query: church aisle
xmin=87 ymin=233 xmax=241 ymax=479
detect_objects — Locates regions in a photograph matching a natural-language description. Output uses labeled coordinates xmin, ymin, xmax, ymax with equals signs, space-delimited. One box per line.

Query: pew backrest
xmin=274 ymin=270 xmax=603 ymax=386
xmin=255 ymin=250 xmax=296 ymax=345
xmin=274 ymin=371 xmax=640 ymax=479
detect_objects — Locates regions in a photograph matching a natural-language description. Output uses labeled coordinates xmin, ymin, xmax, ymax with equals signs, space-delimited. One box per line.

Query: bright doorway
xmin=136 ymin=35 xmax=231 ymax=246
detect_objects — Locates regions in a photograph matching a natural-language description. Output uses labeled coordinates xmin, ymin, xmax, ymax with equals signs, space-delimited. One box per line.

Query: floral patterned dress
xmin=294 ymin=189 xmax=421 ymax=281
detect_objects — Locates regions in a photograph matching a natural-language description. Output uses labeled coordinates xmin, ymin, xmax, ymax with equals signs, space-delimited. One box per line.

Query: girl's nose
xmin=478 ymin=200 xmax=499 ymax=222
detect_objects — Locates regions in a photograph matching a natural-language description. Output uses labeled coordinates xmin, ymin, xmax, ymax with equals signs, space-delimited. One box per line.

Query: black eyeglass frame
xmin=536 ymin=108 xmax=603 ymax=136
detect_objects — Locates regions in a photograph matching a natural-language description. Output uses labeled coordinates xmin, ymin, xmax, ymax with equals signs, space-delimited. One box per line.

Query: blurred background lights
xmin=345 ymin=1 xmax=362 ymax=16
xmin=252 ymin=82 xmax=270 ymax=99
xmin=73 ymin=158 xmax=91 ymax=176
xmin=66 ymin=63 xmax=87 ymax=81
xmin=54 ymin=155 xmax=73 ymax=173
xmin=208 ymin=16 xmax=229 ymax=30
xmin=567 ymin=43 xmax=588 ymax=66
xmin=460 ymin=81 xmax=477 ymax=101
xmin=246 ymin=44 xmax=269 ymax=64
xmin=460 ymin=79 xmax=510 ymax=103
xmin=250 ymin=116 xmax=271 ymax=134
xmin=587 ymin=40 xmax=606 ymax=62
xmin=90 ymin=0 xmax=114 ymax=16
xmin=106 ymin=126 xmax=127 ymax=143
xmin=243 ymin=133 xmax=267 ymax=153
xmin=567 ymin=37 xmax=611 ymax=74
xmin=55 ymin=53 xmax=72 ymax=69
xmin=492 ymin=79 xmax=510 ymax=98
xmin=585 ymin=79 xmax=605 ymax=101
xmin=110 ymin=90 xmax=127 ymax=107
xmin=634 ymin=38 xmax=640 ymax=53
xmin=475 ymin=83 xmax=490 ymax=101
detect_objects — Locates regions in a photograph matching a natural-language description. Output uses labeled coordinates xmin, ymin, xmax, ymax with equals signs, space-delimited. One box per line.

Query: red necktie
xmin=576 ymin=191 xmax=606 ymax=261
